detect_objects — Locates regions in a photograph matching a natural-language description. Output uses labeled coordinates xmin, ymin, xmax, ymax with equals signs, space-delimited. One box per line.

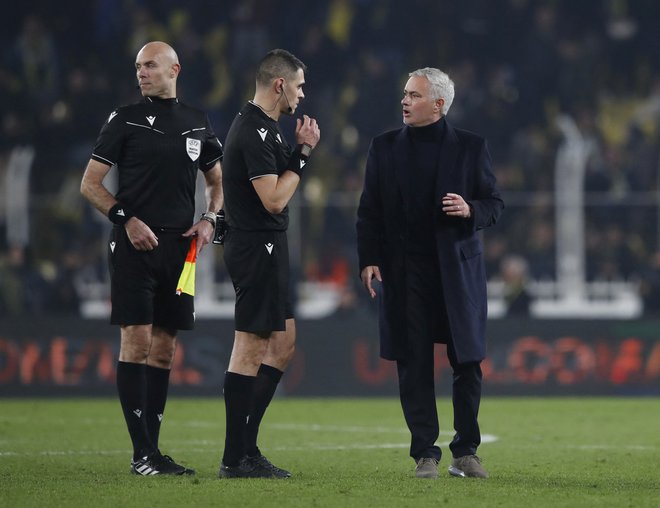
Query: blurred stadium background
xmin=1 ymin=0 xmax=660 ymax=396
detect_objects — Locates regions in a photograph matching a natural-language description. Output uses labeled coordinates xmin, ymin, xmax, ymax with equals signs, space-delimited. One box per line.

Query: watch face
xmin=301 ymin=144 xmax=312 ymax=157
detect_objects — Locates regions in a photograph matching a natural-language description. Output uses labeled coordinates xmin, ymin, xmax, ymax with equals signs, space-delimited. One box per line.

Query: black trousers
xmin=396 ymin=254 xmax=482 ymax=462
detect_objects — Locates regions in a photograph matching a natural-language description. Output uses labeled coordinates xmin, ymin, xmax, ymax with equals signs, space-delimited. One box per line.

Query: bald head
xmin=135 ymin=41 xmax=181 ymax=98
xmin=139 ymin=41 xmax=179 ymax=66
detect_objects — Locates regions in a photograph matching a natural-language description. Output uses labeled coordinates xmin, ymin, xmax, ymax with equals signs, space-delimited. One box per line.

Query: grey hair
xmin=409 ymin=67 xmax=455 ymax=115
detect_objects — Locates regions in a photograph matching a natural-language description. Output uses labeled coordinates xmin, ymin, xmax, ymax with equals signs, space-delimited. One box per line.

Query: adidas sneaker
xmin=131 ymin=451 xmax=195 ymax=476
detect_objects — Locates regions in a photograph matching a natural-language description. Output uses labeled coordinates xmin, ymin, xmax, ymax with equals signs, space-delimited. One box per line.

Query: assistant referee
xmin=80 ymin=41 xmax=223 ymax=476
xmin=218 ymin=49 xmax=320 ymax=479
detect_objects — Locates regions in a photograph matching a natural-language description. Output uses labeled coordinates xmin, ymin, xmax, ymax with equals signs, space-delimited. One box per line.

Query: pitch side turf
xmin=1 ymin=397 xmax=658 ymax=507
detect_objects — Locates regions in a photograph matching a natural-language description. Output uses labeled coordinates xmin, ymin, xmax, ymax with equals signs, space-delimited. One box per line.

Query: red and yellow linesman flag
xmin=176 ymin=237 xmax=197 ymax=296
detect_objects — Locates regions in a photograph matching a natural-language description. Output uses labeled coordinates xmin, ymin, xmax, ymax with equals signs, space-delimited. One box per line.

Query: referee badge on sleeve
xmin=186 ymin=138 xmax=201 ymax=161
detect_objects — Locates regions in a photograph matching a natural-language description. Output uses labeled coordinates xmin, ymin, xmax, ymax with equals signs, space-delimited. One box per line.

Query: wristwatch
xmin=200 ymin=211 xmax=217 ymax=228
xmin=301 ymin=143 xmax=313 ymax=157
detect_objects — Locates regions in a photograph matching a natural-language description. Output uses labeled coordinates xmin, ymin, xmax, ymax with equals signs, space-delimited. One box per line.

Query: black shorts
xmin=223 ymin=229 xmax=294 ymax=334
xmin=108 ymin=226 xmax=195 ymax=330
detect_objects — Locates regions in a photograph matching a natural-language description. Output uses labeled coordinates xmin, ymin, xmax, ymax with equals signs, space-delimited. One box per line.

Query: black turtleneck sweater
xmin=406 ymin=118 xmax=446 ymax=255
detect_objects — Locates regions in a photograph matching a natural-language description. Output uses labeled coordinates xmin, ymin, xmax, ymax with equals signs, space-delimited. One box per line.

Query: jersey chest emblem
xmin=186 ymin=138 xmax=201 ymax=161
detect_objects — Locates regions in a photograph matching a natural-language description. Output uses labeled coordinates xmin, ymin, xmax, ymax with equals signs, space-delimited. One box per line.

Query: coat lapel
xmin=392 ymin=127 xmax=412 ymax=210
xmin=434 ymin=121 xmax=460 ymax=204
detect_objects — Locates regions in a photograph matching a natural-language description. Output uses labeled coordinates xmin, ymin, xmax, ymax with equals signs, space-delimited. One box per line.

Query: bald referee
xmin=218 ymin=49 xmax=320 ymax=479
xmin=80 ymin=41 xmax=223 ymax=475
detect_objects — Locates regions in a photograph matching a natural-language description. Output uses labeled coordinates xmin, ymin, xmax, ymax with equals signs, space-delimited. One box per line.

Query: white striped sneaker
xmin=130 ymin=451 xmax=194 ymax=476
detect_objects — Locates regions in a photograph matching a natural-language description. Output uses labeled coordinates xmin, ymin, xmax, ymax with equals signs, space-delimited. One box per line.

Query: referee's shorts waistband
xmin=228 ymin=227 xmax=287 ymax=233
xmin=112 ymin=224 xmax=188 ymax=234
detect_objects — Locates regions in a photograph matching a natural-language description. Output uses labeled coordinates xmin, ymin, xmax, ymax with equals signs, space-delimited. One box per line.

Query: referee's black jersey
xmin=91 ymin=96 xmax=223 ymax=230
xmin=222 ymin=102 xmax=292 ymax=232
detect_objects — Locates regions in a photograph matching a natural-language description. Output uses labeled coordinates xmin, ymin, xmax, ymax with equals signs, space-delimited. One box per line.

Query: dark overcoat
xmin=356 ymin=120 xmax=504 ymax=363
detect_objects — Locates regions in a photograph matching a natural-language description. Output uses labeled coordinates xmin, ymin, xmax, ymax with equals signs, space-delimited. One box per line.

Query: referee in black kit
xmin=80 ymin=41 xmax=223 ymax=475
xmin=218 ymin=49 xmax=320 ymax=478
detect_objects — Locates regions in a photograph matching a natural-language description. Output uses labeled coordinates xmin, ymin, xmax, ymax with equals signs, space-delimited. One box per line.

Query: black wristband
xmin=287 ymin=144 xmax=310 ymax=178
xmin=108 ymin=203 xmax=134 ymax=225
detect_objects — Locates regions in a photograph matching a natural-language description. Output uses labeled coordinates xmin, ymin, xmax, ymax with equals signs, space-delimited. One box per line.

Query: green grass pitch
xmin=1 ymin=397 xmax=659 ymax=507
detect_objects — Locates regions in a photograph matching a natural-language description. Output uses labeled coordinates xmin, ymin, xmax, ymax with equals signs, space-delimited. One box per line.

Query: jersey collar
xmin=145 ymin=96 xmax=179 ymax=105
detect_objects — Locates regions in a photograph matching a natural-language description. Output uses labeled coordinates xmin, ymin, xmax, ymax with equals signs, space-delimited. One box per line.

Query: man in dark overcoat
xmin=356 ymin=67 xmax=504 ymax=479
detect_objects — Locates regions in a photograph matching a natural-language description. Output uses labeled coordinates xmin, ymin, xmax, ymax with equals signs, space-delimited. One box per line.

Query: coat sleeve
xmin=356 ymin=139 xmax=384 ymax=271
xmin=468 ymin=139 xmax=504 ymax=231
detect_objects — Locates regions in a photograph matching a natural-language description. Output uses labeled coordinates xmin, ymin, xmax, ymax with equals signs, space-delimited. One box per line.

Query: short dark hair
xmin=256 ymin=49 xmax=306 ymax=86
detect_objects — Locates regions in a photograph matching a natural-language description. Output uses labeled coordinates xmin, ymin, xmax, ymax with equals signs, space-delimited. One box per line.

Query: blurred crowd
xmin=1 ymin=0 xmax=660 ymax=317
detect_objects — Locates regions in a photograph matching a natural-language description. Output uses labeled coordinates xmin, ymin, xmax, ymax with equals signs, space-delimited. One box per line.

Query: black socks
xmin=145 ymin=365 xmax=171 ymax=450
xmin=245 ymin=364 xmax=283 ymax=457
xmin=222 ymin=372 xmax=256 ymax=466
xmin=221 ymin=364 xmax=284 ymax=466
xmin=117 ymin=362 xmax=172 ymax=460
xmin=116 ymin=361 xmax=153 ymax=460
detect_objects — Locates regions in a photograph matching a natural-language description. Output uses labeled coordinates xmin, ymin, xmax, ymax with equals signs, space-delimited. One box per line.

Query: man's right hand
xmin=295 ymin=114 xmax=320 ymax=149
xmin=360 ymin=265 xmax=382 ymax=299
xmin=125 ymin=217 xmax=159 ymax=251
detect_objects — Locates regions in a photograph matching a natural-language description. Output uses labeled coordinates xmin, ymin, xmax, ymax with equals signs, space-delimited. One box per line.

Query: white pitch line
xmin=0 ymin=449 xmax=128 ymax=457
xmin=268 ymin=423 xmax=412 ymax=434
xmin=0 ymin=422 xmax=501 ymax=459
xmin=0 ymin=422 xmax=499 ymax=458
xmin=267 ymin=423 xmax=499 ymax=445
xmin=3 ymin=439 xmax=657 ymax=458
xmin=0 ymin=442 xmax=443 ymax=457
xmin=572 ymin=444 xmax=655 ymax=451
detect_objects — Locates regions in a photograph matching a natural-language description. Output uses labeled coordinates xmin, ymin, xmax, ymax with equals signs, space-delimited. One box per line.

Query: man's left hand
xmin=183 ymin=220 xmax=215 ymax=254
xmin=442 ymin=193 xmax=471 ymax=219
